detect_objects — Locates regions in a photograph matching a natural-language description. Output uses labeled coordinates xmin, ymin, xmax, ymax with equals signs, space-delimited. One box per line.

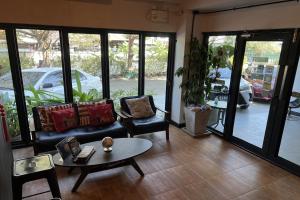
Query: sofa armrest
xmin=116 ymin=111 xmax=129 ymax=119
xmin=121 ymin=111 xmax=133 ymax=119
xmin=156 ymin=107 xmax=169 ymax=114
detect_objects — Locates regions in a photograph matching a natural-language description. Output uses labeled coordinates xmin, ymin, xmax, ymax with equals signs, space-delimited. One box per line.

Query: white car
xmin=210 ymin=67 xmax=252 ymax=109
xmin=0 ymin=67 xmax=102 ymax=100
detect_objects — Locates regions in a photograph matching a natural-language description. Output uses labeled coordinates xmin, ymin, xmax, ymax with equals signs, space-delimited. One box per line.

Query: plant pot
xmin=183 ymin=106 xmax=211 ymax=137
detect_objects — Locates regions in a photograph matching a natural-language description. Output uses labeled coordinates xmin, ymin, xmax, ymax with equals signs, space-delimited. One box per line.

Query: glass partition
xmin=68 ymin=33 xmax=102 ymax=102
xmin=207 ymin=35 xmax=236 ymax=133
xmin=16 ymin=29 xmax=64 ymax=131
xmin=108 ymin=33 xmax=139 ymax=110
xmin=278 ymin=59 xmax=300 ymax=165
xmin=145 ymin=36 xmax=169 ymax=110
xmin=0 ymin=29 xmax=21 ymax=141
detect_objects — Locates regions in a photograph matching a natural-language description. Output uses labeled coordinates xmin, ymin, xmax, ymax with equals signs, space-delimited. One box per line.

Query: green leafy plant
xmin=0 ymin=93 xmax=20 ymax=138
xmin=175 ymin=38 xmax=213 ymax=106
xmin=73 ymin=71 xmax=102 ymax=102
xmin=209 ymin=44 xmax=235 ymax=78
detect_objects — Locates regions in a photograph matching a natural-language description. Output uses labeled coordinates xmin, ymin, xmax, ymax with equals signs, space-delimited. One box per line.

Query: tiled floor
xmin=13 ymin=125 xmax=300 ymax=200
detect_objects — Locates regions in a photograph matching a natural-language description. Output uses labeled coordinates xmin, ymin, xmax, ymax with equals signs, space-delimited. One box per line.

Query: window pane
xmin=108 ymin=33 xmax=139 ymax=110
xmin=207 ymin=35 xmax=236 ymax=133
xmin=0 ymin=30 xmax=21 ymax=141
xmin=233 ymin=41 xmax=282 ymax=148
xmin=16 ymin=29 xmax=64 ymax=131
xmin=278 ymin=58 xmax=300 ymax=165
xmin=145 ymin=36 xmax=169 ymax=110
xmin=69 ymin=33 xmax=102 ymax=102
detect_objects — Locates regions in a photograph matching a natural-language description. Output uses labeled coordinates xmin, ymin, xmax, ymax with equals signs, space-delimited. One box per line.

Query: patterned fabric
xmin=125 ymin=96 xmax=155 ymax=119
xmin=51 ymin=108 xmax=77 ymax=132
xmin=37 ymin=104 xmax=73 ymax=132
xmin=77 ymin=101 xmax=106 ymax=127
xmin=88 ymin=104 xmax=115 ymax=126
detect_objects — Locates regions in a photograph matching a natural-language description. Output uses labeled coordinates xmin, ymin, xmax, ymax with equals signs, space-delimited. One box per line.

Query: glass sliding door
xmin=108 ymin=33 xmax=139 ymax=109
xmin=232 ymin=35 xmax=286 ymax=149
xmin=278 ymin=59 xmax=300 ymax=165
xmin=68 ymin=33 xmax=102 ymax=102
xmin=144 ymin=36 xmax=169 ymax=110
xmin=0 ymin=29 xmax=21 ymax=141
xmin=206 ymin=35 xmax=236 ymax=133
xmin=16 ymin=29 xmax=64 ymax=131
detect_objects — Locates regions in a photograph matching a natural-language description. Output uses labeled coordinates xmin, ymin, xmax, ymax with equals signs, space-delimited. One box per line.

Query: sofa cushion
xmin=88 ymin=104 xmax=115 ymax=126
xmin=77 ymin=101 xmax=106 ymax=127
xmin=125 ymin=96 xmax=155 ymax=119
xmin=51 ymin=108 xmax=77 ymax=132
xmin=37 ymin=104 xmax=73 ymax=132
xmin=35 ymin=121 xmax=127 ymax=152
xmin=131 ymin=115 xmax=168 ymax=134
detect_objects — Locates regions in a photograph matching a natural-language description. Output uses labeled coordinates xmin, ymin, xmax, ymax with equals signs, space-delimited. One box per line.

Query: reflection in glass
xmin=16 ymin=29 xmax=64 ymax=131
xmin=145 ymin=36 xmax=169 ymax=110
xmin=69 ymin=33 xmax=102 ymax=102
xmin=0 ymin=30 xmax=21 ymax=141
xmin=108 ymin=33 xmax=139 ymax=110
xmin=233 ymin=41 xmax=282 ymax=148
xmin=279 ymin=60 xmax=300 ymax=165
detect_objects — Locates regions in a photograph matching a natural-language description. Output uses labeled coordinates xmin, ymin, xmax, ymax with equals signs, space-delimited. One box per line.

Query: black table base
xmin=72 ymin=158 xmax=143 ymax=192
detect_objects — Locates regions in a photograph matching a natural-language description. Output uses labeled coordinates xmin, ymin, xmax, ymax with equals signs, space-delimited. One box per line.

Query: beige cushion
xmin=125 ymin=96 xmax=155 ymax=119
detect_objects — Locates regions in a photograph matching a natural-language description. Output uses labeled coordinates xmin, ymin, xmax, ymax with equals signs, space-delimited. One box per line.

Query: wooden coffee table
xmin=53 ymin=138 xmax=152 ymax=192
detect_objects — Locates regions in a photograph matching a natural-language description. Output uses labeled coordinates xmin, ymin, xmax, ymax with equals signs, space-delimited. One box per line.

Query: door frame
xmin=226 ymin=31 xmax=293 ymax=155
xmin=204 ymin=29 xmax=300 ymax=176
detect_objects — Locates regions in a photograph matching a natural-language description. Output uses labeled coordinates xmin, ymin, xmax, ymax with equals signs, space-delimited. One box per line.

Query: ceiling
xmin=125 ymin=0 xmax=296 ymax=12
xmin=184 ymin=0 xmax=296 ymax=12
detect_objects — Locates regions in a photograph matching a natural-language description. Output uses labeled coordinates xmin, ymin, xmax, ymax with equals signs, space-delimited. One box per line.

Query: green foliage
xmin=73 ymin=71 xmax=102 ymax=102
xmin=0 ymin=93 xmax=20 ymax=138
xmin=71 ymin=55 xmax=101 ymax=76
xmin=145 ymin=40 xmax=169 ymax=77
xmin=110 ymin=88 xmax=138 ymax=110
xmin=176 ymin=38 xmax=213 ymax=106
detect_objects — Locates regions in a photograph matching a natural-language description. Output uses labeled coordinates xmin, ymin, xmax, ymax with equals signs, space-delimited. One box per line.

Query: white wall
xmin=171 ymin=11 xmax=193 ymax=124
xmin=195 ymin=2 xmax=300 ymax=32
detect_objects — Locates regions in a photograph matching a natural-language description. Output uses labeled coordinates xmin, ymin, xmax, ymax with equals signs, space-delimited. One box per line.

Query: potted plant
xmin=175 ymin=37 xmax=215 ymax=136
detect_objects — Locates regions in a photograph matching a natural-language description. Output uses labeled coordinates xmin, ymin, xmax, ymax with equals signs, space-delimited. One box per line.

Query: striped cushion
xmin=37 ymin=104 xmax=73 ymax=132
xmin=77 ymin=101 xmax=106 ymax=127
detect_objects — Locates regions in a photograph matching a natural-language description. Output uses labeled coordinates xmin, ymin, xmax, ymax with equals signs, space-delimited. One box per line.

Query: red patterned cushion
xmin=87 ymin=104 xmax=115 ymax=126
xmin=51 ymin=108 xmax=77 ymax=132
xmin=77 ymin=101 xmax=106 ymax=126
xmin=37 ymin=104 xmax=73 ymax=131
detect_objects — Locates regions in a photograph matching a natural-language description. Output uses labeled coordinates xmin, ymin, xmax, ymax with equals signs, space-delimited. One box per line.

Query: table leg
xmin=72 ymin=168 xmax=88 ymax=192
xmin=130 ymin=158 xmax=144 ymax=176
xmin=213 ymin=109 xmax=221 ymax=128
xmin=221 ymin=109 xmax=226 ymax=126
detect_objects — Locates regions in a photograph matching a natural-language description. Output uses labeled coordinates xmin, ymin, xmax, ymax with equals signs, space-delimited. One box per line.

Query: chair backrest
xmin=120 ymin=95 xmax=157 ymax=115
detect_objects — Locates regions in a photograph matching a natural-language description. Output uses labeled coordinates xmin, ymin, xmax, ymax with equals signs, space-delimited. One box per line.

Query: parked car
xmin=210 ymin=67 xmax=252 ymax=109
xmin=0 ymin=67 xmax=102 ymax=100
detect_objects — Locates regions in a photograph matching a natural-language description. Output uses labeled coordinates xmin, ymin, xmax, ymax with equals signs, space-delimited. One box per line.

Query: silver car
xmin=211 ymin=67 xmax=252 ymax=109
xmin=0 ymin=67 xmax=102 ymax=100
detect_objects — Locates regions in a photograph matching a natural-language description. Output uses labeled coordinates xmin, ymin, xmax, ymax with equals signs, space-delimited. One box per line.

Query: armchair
xmin=120 ymin=95 xmax=170 ymax=140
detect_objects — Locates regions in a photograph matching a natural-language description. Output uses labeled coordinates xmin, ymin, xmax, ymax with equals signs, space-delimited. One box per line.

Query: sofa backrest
xmin=120 ymin=95 xmax=156 ymax=115
xmin=32 ymin=103 xmax=76 ymax=132
xmin=32 ymin=100 xmax=117 ymax=132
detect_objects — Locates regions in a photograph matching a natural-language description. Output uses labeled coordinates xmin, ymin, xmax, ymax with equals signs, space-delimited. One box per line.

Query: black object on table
xmin=12 ymin=154 xmax=61 ymax=200
xmin=53 ymin=138 xmax=152 ymax=192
